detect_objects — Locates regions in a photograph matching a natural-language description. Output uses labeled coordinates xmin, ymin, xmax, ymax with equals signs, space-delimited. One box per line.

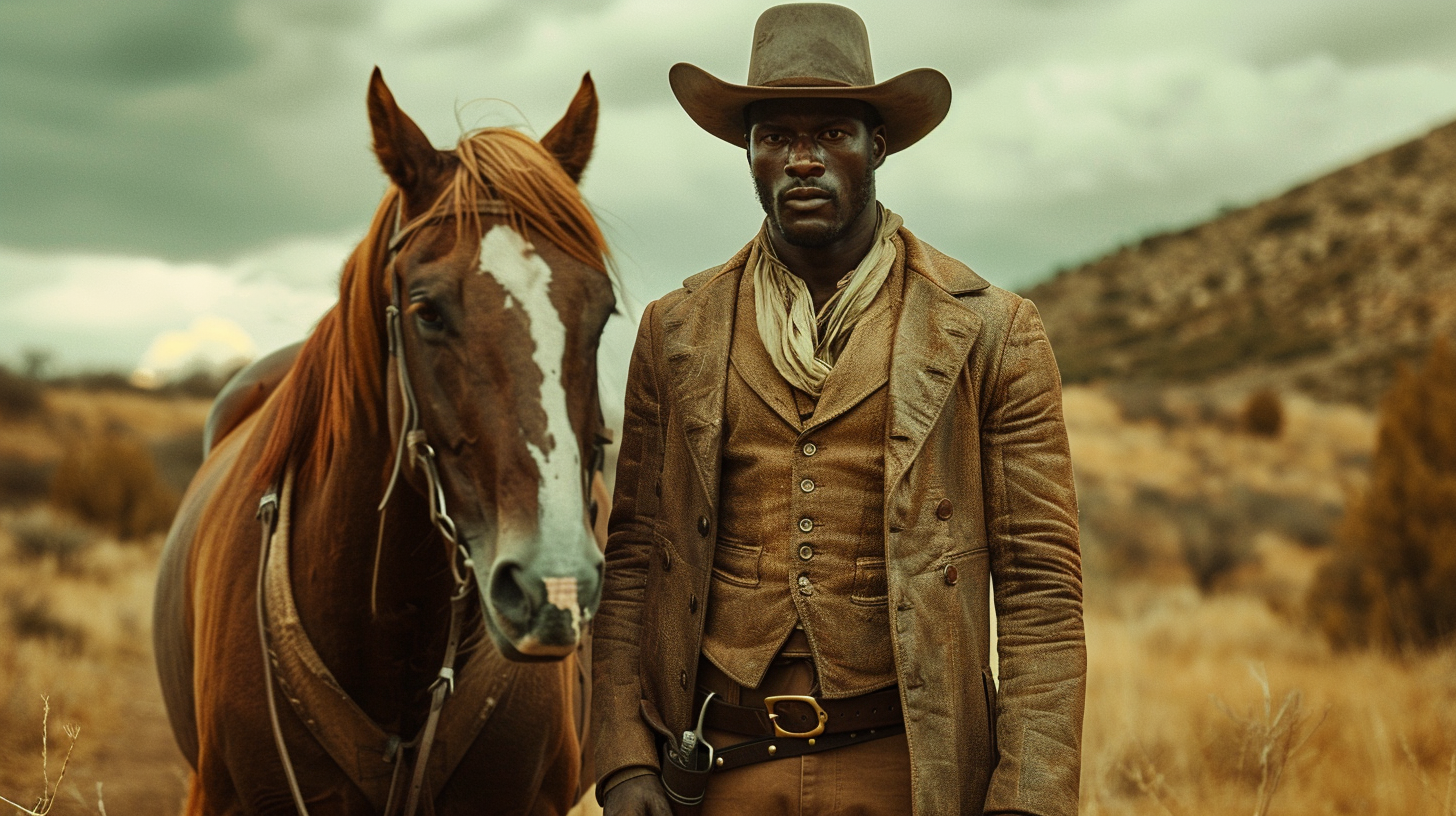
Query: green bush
xmin=1309 ymin=338 xmax=1456 ymax=650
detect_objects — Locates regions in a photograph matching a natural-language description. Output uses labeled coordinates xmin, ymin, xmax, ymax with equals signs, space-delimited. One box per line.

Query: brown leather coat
xmin=593 ymin=228 xmax=1085 ymax=816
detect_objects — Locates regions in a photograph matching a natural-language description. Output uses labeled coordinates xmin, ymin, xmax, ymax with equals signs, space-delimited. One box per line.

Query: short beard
xmin=755 ymin=165 xmax=877 ymax=249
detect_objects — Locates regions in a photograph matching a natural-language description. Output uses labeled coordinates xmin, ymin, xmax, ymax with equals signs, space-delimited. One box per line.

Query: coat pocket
xmin=851 ymin=556 xmax=888 ymax=606
xmin=711 ymin=540 xmax=761 ymax=588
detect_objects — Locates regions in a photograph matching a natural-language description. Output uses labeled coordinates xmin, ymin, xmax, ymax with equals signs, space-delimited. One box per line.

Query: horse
xmin=153 ymin=68 xmax=617 ymax=815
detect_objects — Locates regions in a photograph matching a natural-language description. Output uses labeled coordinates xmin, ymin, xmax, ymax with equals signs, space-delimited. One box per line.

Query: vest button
xmin=944 ymin=564 xmax=959 ymax=586
xmin=655 ymin=479 xmax=662 ymax=497
xmin=802 ymin=442 xmax=817 ymax=456
xmin=798 ymin=544 xmax=813 ymax=561
xmin=698 ymin=516 xmax=710 ymax=536
xmin=800 ymin=479 xmax=815 ymax=493
xmin=689 ymin=594 xmax=698 ymax=613
xmin=679 ymin=669 xmax=687 ymax=689
xmin=662 ymin=548 xmax=672 ymax=572
xmin=936 ymin=498 xmax=953 ymax=520
xmin=798 ymin=517 xmax=814 ymax=533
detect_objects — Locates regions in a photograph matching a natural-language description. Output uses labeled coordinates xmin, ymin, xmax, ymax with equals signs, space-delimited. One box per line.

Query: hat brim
xmin=669 ymin=62 xmax=951 ymax=154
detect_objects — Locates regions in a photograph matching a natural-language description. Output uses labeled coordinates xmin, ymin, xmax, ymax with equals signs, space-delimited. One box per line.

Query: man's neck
xmin=768 ymin=202 xmax=880 ymax=312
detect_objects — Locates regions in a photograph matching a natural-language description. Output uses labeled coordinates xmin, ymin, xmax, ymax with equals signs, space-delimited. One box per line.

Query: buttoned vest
xmin=699 ymin=247 xmax=904 ymax=698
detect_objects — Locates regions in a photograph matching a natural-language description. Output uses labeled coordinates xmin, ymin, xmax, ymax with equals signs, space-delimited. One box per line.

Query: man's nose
xmin=785 ymin=136 xmax=824 ymax=178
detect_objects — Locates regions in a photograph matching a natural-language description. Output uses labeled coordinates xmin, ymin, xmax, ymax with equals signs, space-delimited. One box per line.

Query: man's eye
xmin=823 ymin=129 xmax=846 ymax=140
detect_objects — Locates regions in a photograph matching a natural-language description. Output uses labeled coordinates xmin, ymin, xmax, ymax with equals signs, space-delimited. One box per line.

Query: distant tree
xmin=1309 ymin=338 xmax=1456 ymax=650
xmin=22 ymin=348 xmax=52 ymax=380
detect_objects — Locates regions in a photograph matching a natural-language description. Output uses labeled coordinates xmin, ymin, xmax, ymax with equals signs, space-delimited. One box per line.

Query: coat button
xmin=944 ymin=564 xmax=959 ymax=586
xmin=679 ymin=669 xmax=687 ymax=689
xmin=798 ymin=544 xmax=813 ymax=561
xmin=800 ymin=479 xmax=815 ymax=493
xmin=662 ymin=548 xmax=672 ymax=572
xmin=799 ymin=517 xmax=814 ymax=533
xmin=698 ymin=516 xmax=710 ymax=536
xmin=797 ymin=574 xmax=813 ymax=596
xmin=802 ymin=442 xmax=817 ymax=456
xmin=689 ymin=594 xmax=698 ymax=613
xmin=936 ymin=498 xmax=953 ymax=520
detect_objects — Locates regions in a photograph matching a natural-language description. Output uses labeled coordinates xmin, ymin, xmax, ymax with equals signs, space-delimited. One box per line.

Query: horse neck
xmin=286 ymin=403 xmax=457 ymax=731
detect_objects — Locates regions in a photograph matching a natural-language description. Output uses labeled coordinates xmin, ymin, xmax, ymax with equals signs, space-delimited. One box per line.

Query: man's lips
xmin=781 ymin=187 xmax=832 ymax=212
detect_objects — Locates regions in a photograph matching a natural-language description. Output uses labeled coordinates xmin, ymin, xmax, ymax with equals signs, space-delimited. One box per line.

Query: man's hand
xmin=603 ymin=774 xmax=673 ymax=816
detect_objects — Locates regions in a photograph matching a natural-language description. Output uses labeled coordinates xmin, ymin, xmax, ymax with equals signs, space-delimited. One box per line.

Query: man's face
xmin=747 ymin=98 xmax=887 ymax=248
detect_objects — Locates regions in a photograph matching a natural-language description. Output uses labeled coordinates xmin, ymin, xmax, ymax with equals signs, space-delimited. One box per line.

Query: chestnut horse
xmin=154 ymin=69 xmax=615 ymax=815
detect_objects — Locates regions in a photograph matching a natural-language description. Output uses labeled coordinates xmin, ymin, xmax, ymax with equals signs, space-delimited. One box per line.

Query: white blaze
xmin=478 ymin=226 xmax=586 ymax=626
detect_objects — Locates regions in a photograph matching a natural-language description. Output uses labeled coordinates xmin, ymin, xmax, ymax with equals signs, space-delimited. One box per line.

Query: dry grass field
xmin=0 ymin=381 xmax=1452 ymax=814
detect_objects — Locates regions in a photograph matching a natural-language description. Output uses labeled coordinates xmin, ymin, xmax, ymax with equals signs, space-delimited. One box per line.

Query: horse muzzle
xmin=477 ymin=539 xmax=603 ymax=661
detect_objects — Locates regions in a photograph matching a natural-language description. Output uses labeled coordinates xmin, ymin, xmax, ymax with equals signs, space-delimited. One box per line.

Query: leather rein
xmin=252 ymin=197 xmax=598 ymax=815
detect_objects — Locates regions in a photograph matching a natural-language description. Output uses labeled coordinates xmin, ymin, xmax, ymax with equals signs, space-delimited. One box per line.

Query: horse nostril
xmin=487 ymin=562 xmax=534 ymax=629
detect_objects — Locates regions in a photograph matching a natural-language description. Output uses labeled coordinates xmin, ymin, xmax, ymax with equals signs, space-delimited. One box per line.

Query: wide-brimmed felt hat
xmin=669 ymin=3 xmax=951 ymax=154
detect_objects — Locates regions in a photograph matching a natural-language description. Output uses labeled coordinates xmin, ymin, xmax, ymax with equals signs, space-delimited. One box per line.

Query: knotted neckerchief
xmin=753 ymin=204 xmax=902 ymax=398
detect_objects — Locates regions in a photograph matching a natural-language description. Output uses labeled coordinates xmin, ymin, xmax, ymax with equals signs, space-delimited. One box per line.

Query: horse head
xmin=367 ymin=70 xmax=611 ymax=661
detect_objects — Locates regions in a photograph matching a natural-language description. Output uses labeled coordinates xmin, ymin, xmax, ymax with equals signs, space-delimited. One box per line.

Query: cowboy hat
xmin=669 ymin=3 xmax=951 ymax=154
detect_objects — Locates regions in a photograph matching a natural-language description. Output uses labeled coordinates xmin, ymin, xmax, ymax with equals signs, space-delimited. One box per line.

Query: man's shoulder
xmin=901 ymin=229 xmax=1023 ymax=315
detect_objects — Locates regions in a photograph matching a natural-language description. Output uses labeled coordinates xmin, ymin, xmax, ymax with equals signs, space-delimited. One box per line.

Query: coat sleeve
xmin=592 ymin=299 xmax=667 ymax=795
xmin=980 ymin=299 xmax=1086 ymax=816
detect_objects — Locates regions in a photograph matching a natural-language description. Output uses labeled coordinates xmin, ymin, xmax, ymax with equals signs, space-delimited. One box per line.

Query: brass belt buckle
xmin=763 ymin=695 xmax=828 ymax=738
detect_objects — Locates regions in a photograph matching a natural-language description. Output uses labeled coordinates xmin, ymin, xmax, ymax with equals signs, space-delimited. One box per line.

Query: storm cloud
xmin=2 ymin=0 xmax=1454 ymax=372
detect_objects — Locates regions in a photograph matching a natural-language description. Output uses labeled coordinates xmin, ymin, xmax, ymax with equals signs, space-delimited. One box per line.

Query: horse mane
xmin=253 ymin=127 xmax=611 ymax=490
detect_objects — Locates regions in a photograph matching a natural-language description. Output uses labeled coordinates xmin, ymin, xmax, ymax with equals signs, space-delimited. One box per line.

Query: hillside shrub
xmin=0 ymin=454 xmax=53 ymax=506
xmin=8 ymin=507 xmax=93 ymax=571
xmin=49 ymin=432 xmax=179 ymax=540
xmin=1308 ymin=338 xmax=1456 ymax=650
xmin=1242 ymin=388 xmax=1285 ymax=437
xmin=0 ymin=364 xmax=44 ymax=419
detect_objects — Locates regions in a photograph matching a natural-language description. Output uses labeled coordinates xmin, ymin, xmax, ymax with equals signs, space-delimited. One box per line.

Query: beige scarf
xmin=753 ymin=205 xmax=902 ymax=397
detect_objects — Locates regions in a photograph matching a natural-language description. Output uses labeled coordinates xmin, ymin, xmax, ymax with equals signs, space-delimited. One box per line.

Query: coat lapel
xmin=806 ymin=249 xmax=901 ymax=431
xmin=730 ymin=266 xmax=803 ymax=431
xmin=884 ymin=230 xmax=990 ymax=492
xmin=661 ymin=246 xmax=749 ymax=511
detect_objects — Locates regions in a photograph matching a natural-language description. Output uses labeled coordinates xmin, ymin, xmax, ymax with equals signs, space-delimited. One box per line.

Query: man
xmin=593 ymin=5 xmax=1085 ymax=815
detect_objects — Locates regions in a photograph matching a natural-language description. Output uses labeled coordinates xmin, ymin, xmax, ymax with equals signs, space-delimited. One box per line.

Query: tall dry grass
xmin=1080 ymin=584 xmax=1456 ymax=815
xmin=1 ymin=379 xmax=1450 ymax=814
xmin=1069 ymin=383 xmax=1456 ymax=815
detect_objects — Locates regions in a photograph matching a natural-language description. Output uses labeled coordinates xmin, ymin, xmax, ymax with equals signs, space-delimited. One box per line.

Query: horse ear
xmin=367 ymin=67 xmax=447 ymax=204
xmin=540 ymin=72 xmax=598 ymax=183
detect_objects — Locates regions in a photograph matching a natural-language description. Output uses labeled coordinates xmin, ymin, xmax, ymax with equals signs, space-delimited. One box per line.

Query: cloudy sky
xmin=2 ymin=0 xmax=1454 ymax=378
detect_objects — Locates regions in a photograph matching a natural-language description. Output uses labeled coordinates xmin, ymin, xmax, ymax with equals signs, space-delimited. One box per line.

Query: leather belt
xmin=696 ymin=686 xmax=902 ymax=739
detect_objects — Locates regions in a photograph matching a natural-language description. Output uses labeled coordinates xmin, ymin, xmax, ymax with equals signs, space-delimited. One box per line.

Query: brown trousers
xmin=696 ymin=647 xmax=912 ymax=816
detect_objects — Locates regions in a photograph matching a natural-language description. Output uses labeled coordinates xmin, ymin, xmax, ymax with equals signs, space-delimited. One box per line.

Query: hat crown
xmin=747 ymin=4 xmax=874 ymax=88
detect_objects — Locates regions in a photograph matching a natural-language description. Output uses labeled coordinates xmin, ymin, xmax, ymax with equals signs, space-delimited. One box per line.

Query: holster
xmin=659 ymin=737 xmax=712 ymax=816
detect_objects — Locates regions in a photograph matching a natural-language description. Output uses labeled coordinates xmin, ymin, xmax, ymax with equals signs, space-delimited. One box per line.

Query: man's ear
xmin=541 ymin=73 xmax=598 ymax=183
xmin=870 ymin=124 xmax=888 ymax=170
xmin=367 ymin=67 xmax=449 ymax=208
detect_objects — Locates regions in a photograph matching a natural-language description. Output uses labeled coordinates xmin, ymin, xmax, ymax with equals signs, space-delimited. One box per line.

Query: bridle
xmin=255 ymin=196 xmax=607 ymax=815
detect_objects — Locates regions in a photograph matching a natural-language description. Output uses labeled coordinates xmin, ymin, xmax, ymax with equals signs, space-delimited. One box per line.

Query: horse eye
xmin=411 ymin=300 xmax=445 ymax=330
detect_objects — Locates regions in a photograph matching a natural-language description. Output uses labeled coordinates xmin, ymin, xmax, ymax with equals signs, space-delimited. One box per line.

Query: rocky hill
xmin=1026 ymin=119 xmax=1456 ymax=406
